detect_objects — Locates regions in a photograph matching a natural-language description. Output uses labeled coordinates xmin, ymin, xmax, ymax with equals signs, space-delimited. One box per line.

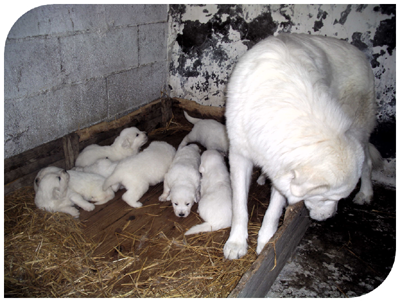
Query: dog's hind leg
xmin=122 ymin=186 xmax=148 ymax=208
xmin=256 ymin=186 xmax=287 ymax=254
xmin=353 ymin=144 xmax=377 ymax=205
xmin=223 ymin=152 xmax=253 ymax=260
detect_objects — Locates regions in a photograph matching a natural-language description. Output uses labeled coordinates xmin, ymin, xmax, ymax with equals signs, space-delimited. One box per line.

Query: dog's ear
xmin=290 ymin=169 xmax=329 ymax=198
xmin=195 ymin=188 xmax=201 ymax=203
xmin=121 ymin=138 xmax=132 ymax=149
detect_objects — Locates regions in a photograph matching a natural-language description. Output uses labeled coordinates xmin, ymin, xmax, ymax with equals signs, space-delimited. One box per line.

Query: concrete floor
xmin=266 ymin=182 xmax=396 ymax=298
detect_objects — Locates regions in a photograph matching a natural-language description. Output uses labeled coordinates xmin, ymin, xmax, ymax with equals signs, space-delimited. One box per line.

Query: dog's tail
xmin=184 ymin=222 xmax=213 ymax=236
xmin=369 ymin=143 xmax=384 ymax=170
xmin=103 ymin=173 xmax=120 ymax=191
xmin=183 ymin=111 xmax=202 ymax=125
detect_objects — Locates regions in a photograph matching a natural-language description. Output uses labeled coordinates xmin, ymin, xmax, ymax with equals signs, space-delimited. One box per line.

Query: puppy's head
xmin=199 ymin=150 xmax=224 ymax=174
xmin=114 ymin=127 xmax=147 ymax=151
xmin=34 ymin=166 xmax=64 ymax=192
xmin=170 ymin=187 xmax=198 ymax=218
xmin=35 ymin=170 xmax=70 ymax=209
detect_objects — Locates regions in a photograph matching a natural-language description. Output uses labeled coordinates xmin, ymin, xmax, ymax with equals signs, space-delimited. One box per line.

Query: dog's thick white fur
xmin=34 ymin=166 xmax=64 ymax=192
xmin=178 ymin=111 xmax=229 ymax=153
xmin=75 ymin=127 xmax=147 ymax=167
xmin=67 ymin=170 xmax=115 ymax=205
xmin=224 ymin=33 xmax=381 ymax=259
xmin=34 ymin=169 xmax=96 ymax=218
xmin=103 ymin=141 xmax=176 ymax=208
xmin=185 ymin=150 xmax=232 ymax=235
xmin=159 ymin=144 xmax=201 ymax=217
xmin=75 ymin=158 xmax=120 ymax=192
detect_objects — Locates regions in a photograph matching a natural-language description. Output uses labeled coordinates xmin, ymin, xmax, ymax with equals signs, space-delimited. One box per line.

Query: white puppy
xmin=34 ymin=166 xmax=64 ymax=192
xmin=34 ymin=169 xmax=95 ymax=218
xmin=75 ymin=158 xmax=120 ymax=192
xmin=159 ymin=144 xmax=201 ymax=218
xmin=224 ymin=33 xmax=381 ymax=259
xmin=75 ymin=127 xmax=147 ymax=167
xmin=178 ymin=111 xmax=229 ymax=154
xmin=67 ymin=170 xmax=115 ymax=205
xmin=103 ymin=141 xmax=176 ymax=208
xmin=185 ymin=150 xmax=232 ymax=235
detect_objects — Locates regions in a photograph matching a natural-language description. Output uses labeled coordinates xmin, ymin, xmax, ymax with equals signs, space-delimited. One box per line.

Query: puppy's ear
xmin=290 ymin=169 xmax=329 ymax=198
xmin=195 ymin=188 xmax=201 ymax=203
xmin=199 ymin=164 xmax=205 ymax=174
xmin=121 ymin=138 xmax=132 ymax=148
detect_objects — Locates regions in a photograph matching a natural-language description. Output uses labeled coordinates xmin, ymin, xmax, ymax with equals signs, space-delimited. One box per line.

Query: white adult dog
xmin=75 ymin=158 xmax=120 ymax=192
xmin=35 ymin=169 xmax=96 ymax=217
xmin=185 ymin=150 xmax=232 ymax=235
xmin=159 ymin=144 xmax=201 ymax=218
xmin=178 ymin=111 xmax=229 ymax=154
xmin=75 ymin=127 xmax=147 ymax=167
xmin=103 ymin=141 xmax=176 ymax=208
xmin=224 ymin=33 xmax=381 ymax=260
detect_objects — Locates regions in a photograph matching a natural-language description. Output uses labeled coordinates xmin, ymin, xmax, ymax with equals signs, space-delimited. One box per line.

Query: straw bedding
xmin=4 ymin=172 xmax=263 ymax=298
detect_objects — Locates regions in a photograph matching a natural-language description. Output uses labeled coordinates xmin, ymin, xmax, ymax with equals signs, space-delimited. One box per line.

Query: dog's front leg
xmin=353 ymin=144 xmax=373 ymax=205
xmin=224 ymin=152 xmax=253 ymax=260
xmin=256 ymin=186 xmax=287 ymax=254
xmin=159 ymin=179 xmax=170 ymax=202
xmin=69 ymin=192 xmax=95 ymax=212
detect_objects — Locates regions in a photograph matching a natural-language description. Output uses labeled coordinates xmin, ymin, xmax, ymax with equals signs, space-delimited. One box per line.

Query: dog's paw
xmin=256 ymin=237 xmax=271 ymax=255
xmin=126 ymin=201 xmax=143 ymax=208
xmin=224 ymin=239 xmax=248 ymax=260
xmin=159 ymin=194 xmax=168 ymax=202
xmin=353 ymin=192 xmax=372 ymax=205
xmin=82 ymin=203 xmax=95 ymax=212
xmin=256 ymin=174 xmax=266 ymax=186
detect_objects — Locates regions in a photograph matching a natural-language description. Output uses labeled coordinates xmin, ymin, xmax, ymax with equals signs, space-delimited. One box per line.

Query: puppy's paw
xmin=81 ymin=203 xmax=95 ymax=212
xmin=126 ymin=201 xmax=143 ymax=208
xmin=256 ymin=174 xmax=266 ymax=186
xmin=224 ymin=239 xmax=248 ymax=260
xmin=67 ymin=207 xmax=80 ymax=218
xmin=353 ymin=192 xmax=372 ymax=205
xmin=159 ymin=194 xmax=168 ymax=202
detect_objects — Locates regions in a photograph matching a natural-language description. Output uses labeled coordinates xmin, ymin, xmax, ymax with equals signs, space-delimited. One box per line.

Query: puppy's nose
xmin=179 ymin=213 xmax=185 ymax=217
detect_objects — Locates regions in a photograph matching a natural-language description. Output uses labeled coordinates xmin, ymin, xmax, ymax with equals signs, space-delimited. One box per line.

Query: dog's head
xmin=34 ymin=170 xmax=70 ymax=209
xmin=114 ymin=127 xmax=147 ymax=151
xmin=281 ymin=138 xmax=364 ymax=221
xmin=199 ymin=150 xmax=224 ymax=173
xmin=34 ymin=166 xmax=64 ymax=192
xmin=170 ymin=187 xmax=199 ymax=218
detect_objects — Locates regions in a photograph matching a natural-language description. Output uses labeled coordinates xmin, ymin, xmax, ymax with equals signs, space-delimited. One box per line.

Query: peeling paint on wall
xmin=168 ymin=4 xmax=395 ymax=158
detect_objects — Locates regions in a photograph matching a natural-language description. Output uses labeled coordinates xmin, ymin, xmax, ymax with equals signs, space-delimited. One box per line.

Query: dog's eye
xmin=136 ymin=133 xmax=139 ymax=137
xmin=174 ymin=203 xmax=178 ymax=206
xmin=57 ymin=176 xmax=61 ymax=181
xmin=185 ymin=203 xmax=189 ymax=206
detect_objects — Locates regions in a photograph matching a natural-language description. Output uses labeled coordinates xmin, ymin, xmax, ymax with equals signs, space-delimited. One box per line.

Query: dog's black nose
xmin=179 ymin=213 xmax=185 ymax=217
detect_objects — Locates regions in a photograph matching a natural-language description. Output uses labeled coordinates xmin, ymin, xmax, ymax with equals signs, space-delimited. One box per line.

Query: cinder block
xmin=107 ymin=61 xmax=167 ymax=119
xmin=4 ymin=37 xmax=62 ymax=99
xmin=4 ymin=78 xmax=108 ymax=159
xmin=60 ymin=26 xmax=139 ymax=83
xmin=105 ymin=4 xmax=167 ymax=27
xmin=139 ymin=23 xmax=167 ymax=65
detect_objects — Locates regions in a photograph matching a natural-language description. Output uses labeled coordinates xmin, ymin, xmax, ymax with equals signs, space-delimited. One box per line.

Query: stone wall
xmin=4 ymin=4 xmax=168 ymax=159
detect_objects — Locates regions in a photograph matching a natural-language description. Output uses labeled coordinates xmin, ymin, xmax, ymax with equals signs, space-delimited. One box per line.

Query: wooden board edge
xmin=172 ymin=97 xmax=225 ymax=121
xmin=229 ymin=201 xmax=311 ymax=298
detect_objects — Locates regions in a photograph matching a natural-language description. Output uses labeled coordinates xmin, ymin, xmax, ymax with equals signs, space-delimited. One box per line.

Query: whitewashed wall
xmin=168 ymin=4 xmax=395 ymax=158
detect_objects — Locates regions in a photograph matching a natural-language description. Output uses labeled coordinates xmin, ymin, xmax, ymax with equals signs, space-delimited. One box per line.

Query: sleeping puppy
xmin=159 ymin=144 xmax=201 ymax=218
xmin=34 ymin=166 xmax=64 ymax=192
xmin=67 ymin=170 xmax=115 ymax=205
xmin=34 ymin=169 xmax=95 ymax=218
xmin=74 ymin=158 xmax=120 ymax=192
xmin=75 ymin=127 xmax=147 ymax=167
xmin=103 ymin=141 xmax=176 ymax=208
xmin=185 ymin=150 xmax=232 ymax=235
xmin=224 ymin=33 xmax=382 ymax=259
xmin=178 ymin=111 xmax=229 ymax=154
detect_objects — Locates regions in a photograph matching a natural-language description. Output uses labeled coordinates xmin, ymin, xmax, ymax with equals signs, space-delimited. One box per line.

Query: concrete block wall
xmin=4 ymin=4 xmax=168 ymax=159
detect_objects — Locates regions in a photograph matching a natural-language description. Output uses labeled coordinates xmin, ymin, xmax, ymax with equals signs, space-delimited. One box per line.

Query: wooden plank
xmin=228 ymin=201 xmax=311 ymax=297
xmin=172 ymin=97 xmax=225 ymax=122
xmin=62 ymin=133 xmax=80 ymax=170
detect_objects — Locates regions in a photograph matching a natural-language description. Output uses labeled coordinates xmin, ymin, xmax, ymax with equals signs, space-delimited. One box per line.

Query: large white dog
xmin=75 ymin=127 xmax=147 ymax=167
xmin=178 ymin=111 xmax=229 ymax=154
xmin=185 ymin=150 xmax=232 ymax=235
xmin=223 ymin=33 xmax=381 ymax=260
xmin=103 ymin=141 xmax=176 ymax=208
xmin=159 ymin=144 xmax=201 ymax=218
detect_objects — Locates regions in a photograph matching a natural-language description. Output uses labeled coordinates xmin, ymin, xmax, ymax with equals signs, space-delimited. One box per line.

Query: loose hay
xmin=4 ymin=186 xmax=261 ymax=298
